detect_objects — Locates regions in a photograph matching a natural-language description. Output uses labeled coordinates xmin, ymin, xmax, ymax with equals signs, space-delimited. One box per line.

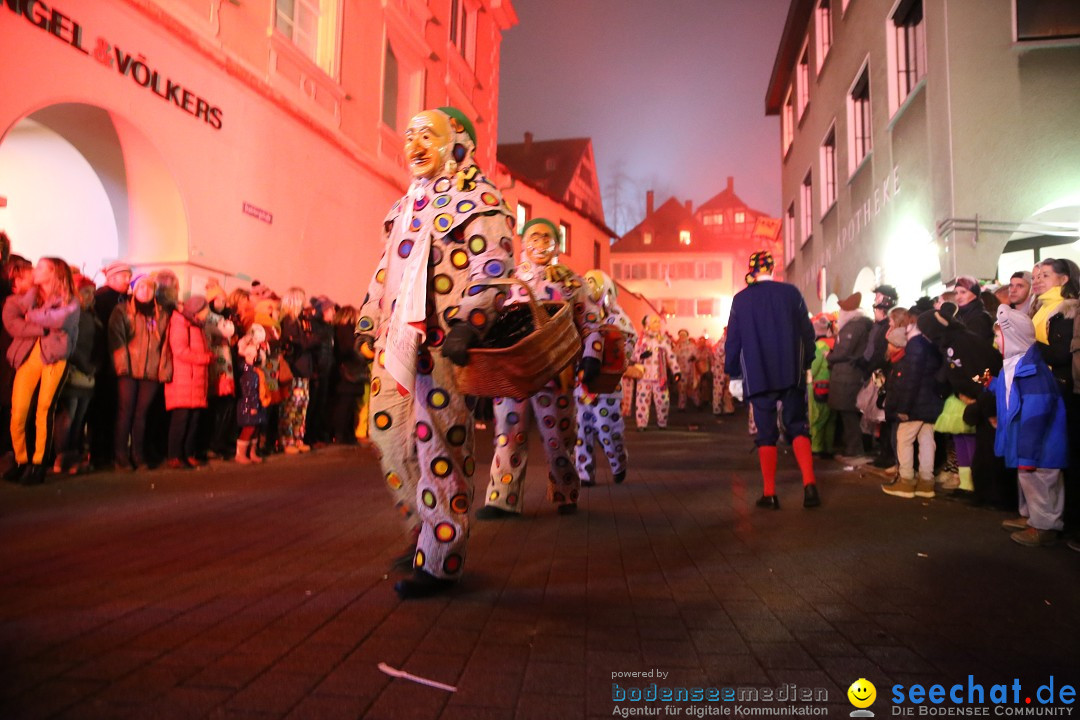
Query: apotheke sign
xmin=4 ymin=0 xmax=224 ymax=130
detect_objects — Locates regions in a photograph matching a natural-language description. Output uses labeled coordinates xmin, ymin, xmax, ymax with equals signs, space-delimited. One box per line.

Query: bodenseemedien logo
xmin=849 ymin=678 xmax=877 ymax=718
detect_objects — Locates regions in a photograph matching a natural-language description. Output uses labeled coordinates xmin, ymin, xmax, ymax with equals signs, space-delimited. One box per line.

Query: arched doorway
xmin=0 ymin=102 xmax=187 ymax=282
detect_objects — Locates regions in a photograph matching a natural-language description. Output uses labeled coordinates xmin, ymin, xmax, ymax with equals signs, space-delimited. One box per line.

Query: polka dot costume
xmin=633 ymin=326 xmax=680 ymax=429
xmin=359 ymin=110 xmax=514 ymax=580
xmin=482 ymin=260 xmax=604 ymax=513
xmin=576 ymin=303 xmax=637 ymax=485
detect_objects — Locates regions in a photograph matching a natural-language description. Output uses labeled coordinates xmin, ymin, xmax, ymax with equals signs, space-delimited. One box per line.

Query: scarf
xmin=1031 ymin=285 xmax=1063 ymax=345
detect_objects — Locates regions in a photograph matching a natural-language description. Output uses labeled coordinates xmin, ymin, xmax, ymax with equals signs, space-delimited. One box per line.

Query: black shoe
xmin=388 ymin=544 xmax=417 ymax=572
xmin=20 ymin=464 xmax=45 ymax=486
xmin=755 ymin=495 xmax=780 ymax=510
xmin=394 ymin=570 xmax=455 ymax=600
xmin=614 ymin=470 xmax=626 ymax=484
xmin=166 ymin=458 xmax=194 ymax=471
xmin=557 ymin=502 xmax=577 ymax=515
xmin=3 ymin=463 xmax=27 ymax=483
xmin=475 ymin=505 xmax=518 ymax=520
xmin=803 ymin=483 xmax=821 ymax=508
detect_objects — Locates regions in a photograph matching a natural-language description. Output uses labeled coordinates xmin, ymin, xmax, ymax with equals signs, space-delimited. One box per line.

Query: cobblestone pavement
xmin=1 ymin=409 xmax=1077 ymax=720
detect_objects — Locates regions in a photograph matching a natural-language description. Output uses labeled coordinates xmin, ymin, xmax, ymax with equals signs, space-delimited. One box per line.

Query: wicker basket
xmin=454 ymin=277 xmax=582 ymax=399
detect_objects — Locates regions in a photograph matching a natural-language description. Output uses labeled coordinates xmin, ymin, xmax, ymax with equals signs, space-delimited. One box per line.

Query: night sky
xmin=498 ymin=0 xmax=791 ymax=232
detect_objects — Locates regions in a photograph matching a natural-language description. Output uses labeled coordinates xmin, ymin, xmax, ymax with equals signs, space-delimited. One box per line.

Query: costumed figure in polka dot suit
xmin=575 ymin=270 xmax=636 ymax=486
xmin=711 ymin=329 xmax=735 ymax=416
xmin=674 ymin=330 xmax=700 ymax=410
xmin=356 ymin=107 xmax=515 ymax=599
xmin=476 ymin=218 xmax=604 ymax=519
xmin=633 ymin=314 xmax=681 ymax=429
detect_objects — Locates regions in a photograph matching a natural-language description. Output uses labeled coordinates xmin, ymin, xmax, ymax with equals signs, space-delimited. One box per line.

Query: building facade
xmin=766 ymin=0 xmax=1080 ymax=311
xmin=611 ymin=178 xmax=782 ymax=338
xmin=0 ymin=0 xmax=517 ymax=302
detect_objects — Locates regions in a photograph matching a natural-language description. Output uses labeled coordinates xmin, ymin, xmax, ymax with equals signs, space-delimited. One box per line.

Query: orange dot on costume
xmin=500 ymin=473 xmax=513 ymax=484
xmin=450 ymin=493 xmax=469 ymax=514
xmin=377 ymin=350 xmax=386 ymax=367
xmin=434 ymin=522 xmax=456 ymax=543
xmin=468 ymin=309 xmax=486 ymax=328
xmin=496 ymin=434 xmax=509 ymax=447
xmin=480 ymin=191 xmax=499 ymax=206
xmin=450 ymin=249 xmax=469 ymax=269
xmin=386 ymin=472 xmax=403 ymax=490
xmin=592 ymin=341 xmax=603 ymax=351
xmin=422 ymin=489 xmax=437 ymax=508
xmin=375 ymin=268 xmax=386 ymax=284
xmin=371 ymin=377 xmax=381 ymax=395
xmin=373 ymin=411 xmax=392 ymax=430
xmin=434 ymin=213 xmax=453 ymax=232
xmin=488 ymin=490 xmax=500 ymax=501
xmin=433 ymin=274 xmax=453 ymax=294
xmin=427 ymin=389 xmax=450 ymax=409
xmin=443 ymin=554 xmax=463 ymax=574
xmin=431 ymin=457 xmax=452 ymax=477
xmin=414 ymin=549 xmax=425 ymax=567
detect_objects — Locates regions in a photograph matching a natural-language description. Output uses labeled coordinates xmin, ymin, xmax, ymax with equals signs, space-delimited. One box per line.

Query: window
xmin=643 ymin=231 xmax=653 ymax=245
xmin=820 ymin=124 xmax=837 ymax=212
xmin=679 ymin=230 xmax=691 ymax=246
xmin=797 ymin=44 xmax=810 ymax=120
xmin=703 ymin=212 xmax=725 ymax=227
xmin=275 ymin=0 xmax=341 ymax=76
xmin=381 ymin=40 xmax=425 ymax=133
xmin=847 ymin=62 xmax=872 ymax=173
xmin=382 ymin=44 xmax=398 ymax=129
xmin=677 ymin=299 xmax=695 ymax=317
xmin=815 ymin=0 xmax=833 ymax=71
xmin=734 ymin=211 xmax=746 ymax=224
xmin=613 ymin=263 xmax=624 ymax=280
xmin=696 ymin=299 xmax=715 ymax=317
xmin=558 ymin=222 xmax=570 ymax=254
xmin=782 ymin=87 xmax=795 ymax=156
xmin=449 ymin=0 xmax=476 ymax=65
xmin=784 ymin=202 xmax=796 ymax=267
xmin=630 ymin=263 xmax=646 ymax=280
xmin=1016 ymin=0 xmax=1080 ymax=41
xmin=800 ymin=171 xmax=813 ymax=245
xmin=889 ymin=0 xmax=926 ymax=113
xmin=516 ymin=202 xmax=530 ymax=235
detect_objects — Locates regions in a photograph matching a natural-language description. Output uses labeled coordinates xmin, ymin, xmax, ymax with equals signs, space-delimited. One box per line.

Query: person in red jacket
xmin=164 ymin=295 xmax=212 ymax=469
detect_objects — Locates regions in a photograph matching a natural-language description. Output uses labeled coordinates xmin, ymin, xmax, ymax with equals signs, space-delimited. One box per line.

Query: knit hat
xmin=745 ymin=251 xmax=775 ymax=284
xmin=996 ymin=305 xmax=1035 ymax=359
xmin=182 ymin=295 xmax=208 ymax=321
xmin=521 ymin=218 xmax=560 ymax=242
xmin=886 ymin=326 xmax=908 ymax=347
xmin=206 ymin=281 xmax=227 ymax=306
xmin=812 ymin=314 xmax=833 ymax=337
xmin=104 ymin=260 xmax=132 ymax=279
xmin=950 ymin=276 xmax=981 ymax=296
xmin=436 ymin=106 xmax=476 ymax=144
xmin=130 ymin=274 xmax=156 ymax=293
xmin=838 ymin=292 xmax=862 ymax=311
xmin=873 ymin=284 xmax=899 ymax=310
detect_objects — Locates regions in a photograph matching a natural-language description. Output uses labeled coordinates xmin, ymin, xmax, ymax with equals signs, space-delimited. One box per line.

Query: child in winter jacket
xmin=990 ymin=305 xmax=1068 ymax=547
xmin=881 ymin=321 xmax=944 ymax=499
xmin=235 ymin=325 xmax=267 ymax=464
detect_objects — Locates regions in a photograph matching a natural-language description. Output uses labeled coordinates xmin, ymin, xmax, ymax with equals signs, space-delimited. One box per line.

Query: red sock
xmin=792 ymin=435 xmax=816 ymax=487
xmin=758 ymin=445 xmax=778 ymax=496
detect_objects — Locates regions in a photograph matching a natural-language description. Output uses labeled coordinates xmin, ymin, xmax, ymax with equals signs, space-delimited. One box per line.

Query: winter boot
xmin=235 ymin=440 xmax=252 ymax=465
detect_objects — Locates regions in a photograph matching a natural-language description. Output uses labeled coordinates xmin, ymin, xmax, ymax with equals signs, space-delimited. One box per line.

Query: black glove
xmin=442 ymin=323 xmax=480 ymax=367
xmin=354 ymin=333 xmax=375 ymax=358
xmin=578 ymin=356 xmax=601 ymax=384
xmin=639 ymin=350 xmax=653 ymax=360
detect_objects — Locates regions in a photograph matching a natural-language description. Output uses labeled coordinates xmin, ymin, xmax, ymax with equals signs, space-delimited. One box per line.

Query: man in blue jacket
xmin=725 ymin=251 xmax=820 ymax=509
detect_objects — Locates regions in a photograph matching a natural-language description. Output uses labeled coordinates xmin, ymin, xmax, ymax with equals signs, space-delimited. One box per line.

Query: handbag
xmin=856 ymin=374 xmax=885 ymax=424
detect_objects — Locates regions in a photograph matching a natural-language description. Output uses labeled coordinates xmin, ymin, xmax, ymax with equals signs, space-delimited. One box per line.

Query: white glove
xmin=728 ymin=378 xmax=744 ymax=402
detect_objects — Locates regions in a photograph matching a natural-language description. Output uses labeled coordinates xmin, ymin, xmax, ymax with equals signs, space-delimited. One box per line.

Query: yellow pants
xmin=11 ymin=342 xmax=67 ymax=465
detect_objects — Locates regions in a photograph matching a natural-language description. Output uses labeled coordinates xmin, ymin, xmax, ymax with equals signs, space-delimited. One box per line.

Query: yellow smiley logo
xmin=847 ymin=678 xmax=877 ymax=709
